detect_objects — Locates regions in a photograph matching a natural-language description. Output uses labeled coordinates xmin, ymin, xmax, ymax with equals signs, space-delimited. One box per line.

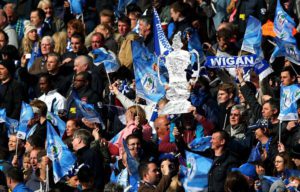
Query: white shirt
xmin=38 ymin=89 xmax=66 ymax=115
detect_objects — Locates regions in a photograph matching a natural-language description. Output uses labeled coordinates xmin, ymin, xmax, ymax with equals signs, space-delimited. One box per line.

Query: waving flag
xmin=253 ymin=59 xmax=274 ymax=81
xmin=181 ymin=151 xmax=213 ymax=191
xmin=5 ymin=117 xmax=19 ymax=136
xmin=278 ymin=84 xmax=300 ymax=121
xmin=27 ymin=42 xmax=41 ymax=71
xmin=247 ymin=146 xmax=262 ymax=163
xmin=187 ymin=29 xmax=206 ymax=64
xmin=74 ymin=98 xmax=103 ymax=125
xmin=47 ymin=122 xmax=76 ymax=183
xmin=189 ymin=136 xmax=211 ymax=152
xmin=92 ymin=48 xmax=120 ymax=73
xmin=122 ymin=139 xmax=139 ymax=180
xmin=117 ymin=0 xmax=137 ymax=17
xmin=153 ymin=8 xmax=173 ymax=56
xmin=270 ymin=0 xmax=300 ymax=65
xmin=17 ymin=102 xmax=34 ymax=140
xmin=0 ymin=108 xmax=5 ymax=123
xmin=47 ymin=112 xmax=66 ymax=137
xmin=241 ymin=16 xmax=263 ymax=58
xmin=132 ymin=41 xmax=165 ymax=103
xmin=69 ymin=0 xmax=86 ymax=15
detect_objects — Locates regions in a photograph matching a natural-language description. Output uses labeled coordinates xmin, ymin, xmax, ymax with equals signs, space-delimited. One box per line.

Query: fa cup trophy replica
xmin=158 ymin=32 xmax=200 ymax=115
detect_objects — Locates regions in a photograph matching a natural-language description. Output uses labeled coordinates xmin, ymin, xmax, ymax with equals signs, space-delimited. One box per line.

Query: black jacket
xmin=75 ymin=146 xmax=104 ymax=190
xmin=175 ymin=137 xmax=240 ymax=192
xmin=0 ymin=79 xmax=25 ymax=119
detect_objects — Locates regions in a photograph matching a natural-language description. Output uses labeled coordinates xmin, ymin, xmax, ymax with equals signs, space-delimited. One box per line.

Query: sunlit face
xmin=128 ymin=13 xmax=138 ymax=30
xmin=118 ymin=21 xmax=130 ymax=36
xmin=170 ymin=8 xmax=180 ymax=22
xmin=262 ymin=103 xmax=274 ymax=119
xmin=28 ymin=29 xmax=38 ymax=41
xmin=91 ymin=35 xmax=104 ymax=50
xmin=210 ymin=132 xmax=224 ymax=150
xmin=30 ymin=11 xmax=42 ymax=27
xmin=41 ymin=39 xmax=52 ymax=55
xmin=281 ymin=71 xmax=295 ymax=86
xmin=145 ymin=163 xmax=160 ymax=185
xmin=139 ymin=20 xmax=150 ymax=37
xmin=274 ymin=156 xmax=285 ymax=172
xmin=41 ymin=4 xmax=53 ymax=19
xmin=23 ymin=156 xmax=31 ymax=170
xmin=8 ymin=135 xmax=17 ymax=152
xmin=66 ymin=120 xmax=78 ymax=137
xmin=71 ymin=37 xmax=82 ymax=53
xmin=127 ymin=138 xmax=141 ymax=158
xmin=229 ymin=109 xmax=241 ymax=127
xmin=46 ymin=55 xmax=59 ymax=73
xmin=238 ymin=90 xmax=245 ymax=103
xmin=217 ymin=90 xmax=230 ymax=104
xmin=67 ymin=26 xmax=75 ymax=38
xmin=30 ymin=150 xmax=39 ymax=170
xmin=0 ymin=64 xmax=10 ymax=81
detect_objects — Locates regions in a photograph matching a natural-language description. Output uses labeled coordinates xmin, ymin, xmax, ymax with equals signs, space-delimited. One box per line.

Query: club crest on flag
xmin=48 ymin=140 xmax=63 ymax=160
xmin=282 ymin=88 xmax=292 ymax=110
xmin=141 ymin=73 xmax=157 ymax=94
xmin=187 ymin=157 xmax=197 ymax=179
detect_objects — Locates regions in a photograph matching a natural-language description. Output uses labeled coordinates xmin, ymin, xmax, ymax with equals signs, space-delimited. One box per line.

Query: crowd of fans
xmin=0 ymin=0 xmax=300 ymax=192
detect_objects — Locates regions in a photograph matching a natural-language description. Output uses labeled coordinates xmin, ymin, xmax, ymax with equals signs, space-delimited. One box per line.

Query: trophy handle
xmin=189 ymin=49 xmax=201 ymax=83
xmin=157 ymin=55 xmax=165 ymax=85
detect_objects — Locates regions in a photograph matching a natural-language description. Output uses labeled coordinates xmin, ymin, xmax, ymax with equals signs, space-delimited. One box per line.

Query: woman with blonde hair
xmin=52 ymin=31 xmax=67 ymax=55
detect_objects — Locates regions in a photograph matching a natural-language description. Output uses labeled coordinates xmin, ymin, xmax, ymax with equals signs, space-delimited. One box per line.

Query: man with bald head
xmin=73 ymin=55 xmax=104 ymax=98
xmin=154 ymin=116 xmax=177 ymax=153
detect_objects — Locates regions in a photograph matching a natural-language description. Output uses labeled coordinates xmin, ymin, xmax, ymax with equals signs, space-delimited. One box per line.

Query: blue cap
xmin=248 ymin=119 xmax=270 ymax=130
xmin=232 ymin=163 xmax=257 ymax=179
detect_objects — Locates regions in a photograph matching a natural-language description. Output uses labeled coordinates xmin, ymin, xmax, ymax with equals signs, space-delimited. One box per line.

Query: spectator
xmin=5 ymin=167 xmax=33 ymax=192
xmin=38 ymin=74 xmax=67 ymax=115
xmin=138 ymin=161 xmax=175 ymax=192
xmin=29 ymin=8 xmax=53 ymax=37
xmin=0 ymin=9 xmax=18 ymax=49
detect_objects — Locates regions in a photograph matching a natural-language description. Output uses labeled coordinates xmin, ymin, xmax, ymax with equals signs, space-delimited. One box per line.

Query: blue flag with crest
xmin=181 ymin=150 xmax=213 ymax=191
xmin=278 ymin=84 xmax=300 ymax=121
xmin=17 ymin=102 xmax=34 ymax=140
xmin=73 ymin=97 xmax=103 ymax=125
xmin=47 ymin=112 xmax=66 ymax=137
xmin=92 ymin=48 xmax=120 ymax=73
xmin=241 ymin=16 xmax=263 ymax=58
xmin=153 ymin=8 xmax=173 ymax=56
xmin=270 ymin=0 xmax=300 ymax=65
xmin=47 ymin=122 xmax=76 ymax=183
xmin=132 ymin=41 xmax=166 ymax=103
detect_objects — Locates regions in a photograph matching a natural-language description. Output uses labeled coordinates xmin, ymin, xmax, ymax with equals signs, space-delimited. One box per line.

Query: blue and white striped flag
xmin=153 ymin=8 xmax=173 ymax=56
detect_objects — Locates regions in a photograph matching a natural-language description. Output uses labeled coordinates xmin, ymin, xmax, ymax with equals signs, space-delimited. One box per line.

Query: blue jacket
xmin=13 ymin=183 xmax=33 ymax=192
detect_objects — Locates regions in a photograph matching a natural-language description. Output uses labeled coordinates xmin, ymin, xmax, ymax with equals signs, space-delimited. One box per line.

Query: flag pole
xmin=290 ymin=63 xmax=299 ymax=76
xmin=46 ymin=164 xmax=49 ymax=191
xmin=15 ymin=138 xmax=18 ymax=157
xmin=279 ymin=121 xmax=282 ymax=144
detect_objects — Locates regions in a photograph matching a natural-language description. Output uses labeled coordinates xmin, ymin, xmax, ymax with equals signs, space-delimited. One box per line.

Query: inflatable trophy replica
xmin=158 ymin=32 xmax=200 ymax=115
